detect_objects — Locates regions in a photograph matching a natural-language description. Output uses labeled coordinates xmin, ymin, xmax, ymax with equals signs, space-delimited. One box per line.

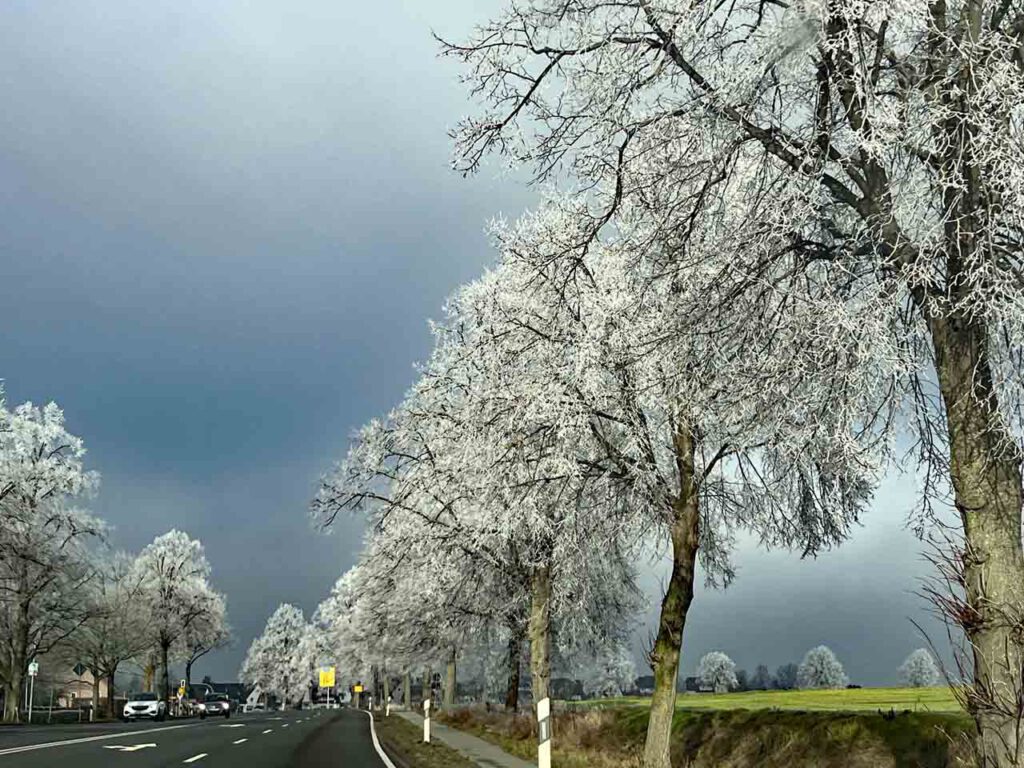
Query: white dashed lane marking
xmin=262 ymin=729 xmax=273 ymax=734
xmin=183 ymin=755 xmax=207 ymax=764
xmin=233 ymin=738 xmax=248 ymax=745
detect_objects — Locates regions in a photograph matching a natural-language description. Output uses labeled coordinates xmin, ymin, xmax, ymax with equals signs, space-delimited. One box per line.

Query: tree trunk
xmin=528 ymin=566 xmax=552 ymax=708
xmin=642 ymin=423 xmax=701 ymax=768
xmin=444 ymin=651 xmax=457 ymax=708
xmin=160 ymin=641 xmax=171 ymax=705
xmin=3 ymin=670 xmax=22 ymax=723
xmin=143 ymin=660 xmax=155 ymax=692
xmin=106 ymin=669 xmax=117 ymax=719
xmin=931 ymin=314 xmax=1024 ymax=767
xmin=505 ymin=633 xmax=521 ymax=712
xmin=404 ymin=670 xmax=412 ymax=709
xmin=91 ymin=668 xmax=100 ymax=719
xmin=384 ymin=669 xmax=391 ymax=708
xmin=185 ymin=658 xmax=194 ymax=689
xmin=422 ymin=669 xmax=431 ymax=707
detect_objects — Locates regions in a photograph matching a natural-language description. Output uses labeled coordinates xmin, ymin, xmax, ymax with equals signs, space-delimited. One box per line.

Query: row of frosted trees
xmin=316 ymin=0 xmax=1024 ymax=764
xmin=0 ymin=391 xmax=230 ymax=722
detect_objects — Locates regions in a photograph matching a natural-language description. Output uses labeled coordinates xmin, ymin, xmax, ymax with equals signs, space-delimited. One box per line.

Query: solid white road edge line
xmin=183 ymin=753 xmax=208 ymax=763
xmin=0 ymin=722 xmax=206 ymax=756
xmin=361 ymin=710 xmax=397 ymax=768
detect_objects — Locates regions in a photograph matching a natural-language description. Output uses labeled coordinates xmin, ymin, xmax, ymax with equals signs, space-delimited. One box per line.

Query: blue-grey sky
xmin=1 ymin=0 xmax=951 ymax=686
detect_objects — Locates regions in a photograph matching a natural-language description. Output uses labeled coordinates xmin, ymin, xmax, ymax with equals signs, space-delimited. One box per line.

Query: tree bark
xmin=404 ymin=670 xmax=412 ymax=709
xmin=160 ymin=640 xmax=171 ymax=706
xmin=384 ymin=669 xmax=391 ymax=708
xmin=422 ymin=669 xmax=431 ymax=707
xmin=444 ymin=651 xmax=457 ymax=708
xmin=528 ymin=566 xmax=552 ymax=708
xmin=106 ymin=669 xmax=117 ymax=719
xmin=3 ymin=670 xmax=22 ymax=723
xmin=642 ymin=423 xmax=701 ymax=768
xmin=505 ymin=633 xmax=522 ymax=713
xmin=91 ymin=668 xmax=100 ymax=719
xmin=931 ymin=313 xmax=1024 ymax=767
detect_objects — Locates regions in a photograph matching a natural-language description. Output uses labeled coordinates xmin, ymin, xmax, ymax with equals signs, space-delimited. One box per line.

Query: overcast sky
xmin=0 ymin=0 xmax=953 ymax=687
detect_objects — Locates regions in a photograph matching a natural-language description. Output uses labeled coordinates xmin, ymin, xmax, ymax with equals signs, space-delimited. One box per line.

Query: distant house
xmin=551 ymin=678 xmax=584 ymax=700
xmin=635 ymin=676 xmax=655 ymax=695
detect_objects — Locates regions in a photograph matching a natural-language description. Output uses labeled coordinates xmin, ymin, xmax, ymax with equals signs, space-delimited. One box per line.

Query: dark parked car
xmin=199 ymin=692 xmax=232 ymax=719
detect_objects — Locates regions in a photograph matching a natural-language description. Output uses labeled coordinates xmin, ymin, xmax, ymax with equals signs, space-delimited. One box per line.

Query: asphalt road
xmin=0 ymin=709 xmax=390 ymax=767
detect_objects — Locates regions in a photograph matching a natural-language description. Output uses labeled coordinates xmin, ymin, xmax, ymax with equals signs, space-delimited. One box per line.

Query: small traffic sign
xmin=319 ymin=667 xmax=336 ymax=688
xmin=353 ymin=684 xmax=363 ymax=694
xmin=73 ymin=663 xmax=86 ymax=677
xmin=27 ymin=661 xmax=39 ymax=677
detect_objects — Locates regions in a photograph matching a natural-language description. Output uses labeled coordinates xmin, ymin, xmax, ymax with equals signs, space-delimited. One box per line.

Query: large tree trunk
xmin=443 ymin=651 xmax=457 ymax=708
xmin=422 ymin=669 xmax=431 ymax=707
xmin=185 ymin=658 xmax=194 ymax=689
xmin=2 ymin=670 xmax=22 ymax=723
xmin=931 ymin=314 xmax=1024 ymax=767
xmin=91 ymin=667 xmax=100 ymax=720
xmin=160 ymin=641 xmax=171 ymax=706
xmin=106 ymin=668 xmax=117 ymax=719
xmin=642 ymin=424 xmax=701 ymax=768
xmin=3 ymin=601 xmax=31 ymax=723
xmin=404 ymin=670 xmax=412 ymax=709
xmin=528 ymin=566 xmax=552 ymax=708
xmin=505 ymin=632 xmax=522 ymax=713
xmin=384 ymin=669 xmax=391 ymax=708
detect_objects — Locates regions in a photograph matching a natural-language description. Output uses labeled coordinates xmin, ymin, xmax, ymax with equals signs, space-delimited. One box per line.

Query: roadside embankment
xmin=438 ymin=705 xmax=977 ymax=767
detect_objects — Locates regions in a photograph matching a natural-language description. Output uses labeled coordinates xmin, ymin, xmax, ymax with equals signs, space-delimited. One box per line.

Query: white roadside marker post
xmin=423 ymin=698 xmax=431 ymax=743
xmin=536 ymin=697 xmax=552 ymax=768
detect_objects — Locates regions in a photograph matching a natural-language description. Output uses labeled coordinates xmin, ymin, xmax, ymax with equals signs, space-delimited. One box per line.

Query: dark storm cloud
xmin=1 ymin=0 xmax=949 ymax=685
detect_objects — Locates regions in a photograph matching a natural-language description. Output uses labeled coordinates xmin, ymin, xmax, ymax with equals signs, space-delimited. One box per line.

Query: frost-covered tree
xmin=750 ymin=665 xmax=772 ymax=691
xmin=71 ymin=550 xmax=152 ymax=718
xmin=798 ymin=646 xmax=848 ymax=690
xmin=697 ymin=651 xmax=738 ymax=694
xmin=900 ymin=649 xmax=940 ymax=688
xmin=578 ymin=643 xmax=636 ymax=698
xmin=315 ymin=256 xmax=644 ymax=712
xmin=240 ymin=604 xmax=308 ymax=707
xmin=0 ymin=399 xmax=102 ymax=722
xmin=134 ymin=530 xmax=220 ymax=703
xmin=444 ymin=0 xmax=1024 ymax=761
xmin=775 ymin=664 xmax=799 ymax=691
xmin=180 ymin=590 xmax=230 ymax=688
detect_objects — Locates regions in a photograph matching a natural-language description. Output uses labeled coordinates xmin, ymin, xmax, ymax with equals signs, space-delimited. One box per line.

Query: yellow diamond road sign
xmin=319 ymin=667 xmax=336 ymax=689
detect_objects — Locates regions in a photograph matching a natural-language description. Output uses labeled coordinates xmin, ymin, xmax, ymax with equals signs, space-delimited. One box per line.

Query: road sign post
xmin=73 ymin=663 xmax=85 ymax=723
xmin=423 ymin=698 xmax=431 ymax=743
xmin=318 ymin=667 xmax=336 ymax=708
xmin=27 ymin=660 xmax=38 ymax=724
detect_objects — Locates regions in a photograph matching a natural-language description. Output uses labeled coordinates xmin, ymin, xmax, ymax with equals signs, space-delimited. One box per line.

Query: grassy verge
xmin=579 ymin=686 xmax=963 ymax=713
xmin=374 ymin=712 xmax=477 ymax=768
xmin=438 ymin=704 xmax=977 ymax=768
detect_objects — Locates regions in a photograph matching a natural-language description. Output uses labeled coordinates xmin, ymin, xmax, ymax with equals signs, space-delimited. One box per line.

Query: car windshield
xmin=133 ymin=693 xmax=157 ymax=702
xmin=207 ymin=693 xmax=228 ymax=702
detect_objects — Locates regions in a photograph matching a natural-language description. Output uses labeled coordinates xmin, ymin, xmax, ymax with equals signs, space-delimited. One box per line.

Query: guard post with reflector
xmin=536 ymin=697 xmax=552 ymax=768
xmin=423 ymin=697 xmax=431 ymax=743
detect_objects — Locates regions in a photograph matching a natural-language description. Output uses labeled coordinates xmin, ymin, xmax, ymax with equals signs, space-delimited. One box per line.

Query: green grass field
xmin=575 ymin=686 xmax=963 ymax=714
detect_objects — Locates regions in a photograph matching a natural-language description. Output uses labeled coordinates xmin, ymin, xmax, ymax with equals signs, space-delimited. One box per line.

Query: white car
xmin=123 ymin=692 xmax=167 ymax=721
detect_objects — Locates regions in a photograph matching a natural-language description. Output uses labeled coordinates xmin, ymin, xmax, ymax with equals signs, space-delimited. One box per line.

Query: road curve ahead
xmin=0 ymin=709 xmax=388 ymax=768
